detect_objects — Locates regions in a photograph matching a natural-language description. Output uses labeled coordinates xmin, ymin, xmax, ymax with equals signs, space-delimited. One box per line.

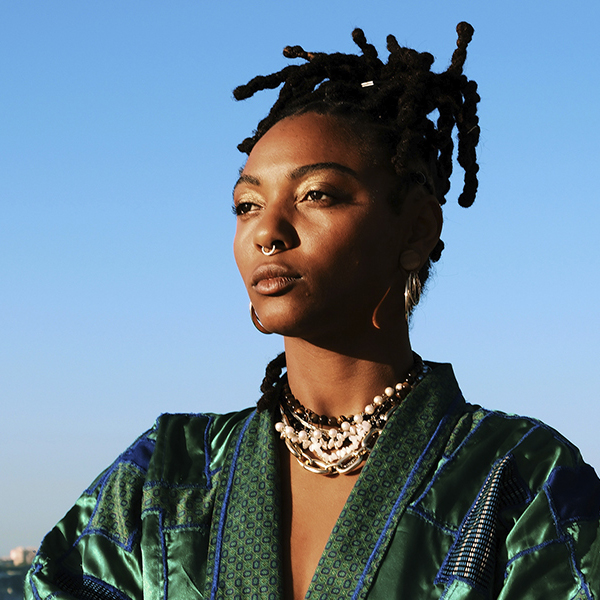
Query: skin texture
xmin=233 ymin=112 xmax=442 ymax=599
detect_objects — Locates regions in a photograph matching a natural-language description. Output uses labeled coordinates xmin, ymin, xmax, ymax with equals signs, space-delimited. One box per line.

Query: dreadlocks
xmin=234 ymin=22 xmax=479 ymax=207
xmin=234 ymin=23 xmax=481 ymax=411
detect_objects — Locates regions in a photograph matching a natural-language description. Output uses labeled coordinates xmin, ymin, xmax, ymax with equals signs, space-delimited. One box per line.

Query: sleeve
xmin=498 ymin=461 xmax=600 ymax=599
xmin=434 ymin=415 xmax=600 ymax=600
xmin=24 ymin=429 xmax=156 ymax=600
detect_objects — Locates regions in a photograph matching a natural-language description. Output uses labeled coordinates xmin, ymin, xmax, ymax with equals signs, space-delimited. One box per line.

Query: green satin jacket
xmin=25 ymin=364 xmax=600 ymax=599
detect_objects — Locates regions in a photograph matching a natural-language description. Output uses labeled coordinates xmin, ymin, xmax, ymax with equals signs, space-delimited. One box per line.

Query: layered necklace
xmin=275 ymin=354 xmax=428 ymax=475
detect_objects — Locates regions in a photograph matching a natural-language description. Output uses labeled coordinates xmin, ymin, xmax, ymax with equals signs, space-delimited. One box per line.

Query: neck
xmin=283 ymin=326 xmax=414 ymax=418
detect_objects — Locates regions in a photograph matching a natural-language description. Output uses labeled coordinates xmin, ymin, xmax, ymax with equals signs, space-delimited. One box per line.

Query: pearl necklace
xmin=274 ymin=354 xmax=428 ymax=475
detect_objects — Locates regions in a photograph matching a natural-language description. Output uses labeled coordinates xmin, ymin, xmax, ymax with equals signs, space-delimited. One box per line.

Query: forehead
xmin=241 ymin=113 xmax=387 ymax=176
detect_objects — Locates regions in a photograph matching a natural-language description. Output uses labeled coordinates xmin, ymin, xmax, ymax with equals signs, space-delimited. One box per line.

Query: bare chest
xmin=280 ymin=449 xmax=359 ymax=600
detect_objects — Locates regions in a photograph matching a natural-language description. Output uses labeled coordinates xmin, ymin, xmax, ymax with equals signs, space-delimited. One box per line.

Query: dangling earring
xmin=372 ymin=250 xmax=423 ymax=329
xmin=372 ymin=284 xmax=392 ymax=330
xmin=399 ymin=250 xmax=422 ymax=320
xmin=250 ymin=303 xmax=272 ymax=334
xmin=372 ymin=268 xmax=404 ymax=330
xmin=404 ymin=272 xmax=422 ymax=320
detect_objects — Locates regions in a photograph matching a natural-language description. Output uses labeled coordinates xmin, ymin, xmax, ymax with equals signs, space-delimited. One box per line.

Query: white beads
xmin=275 ymin=354 xmax=425 ymax=474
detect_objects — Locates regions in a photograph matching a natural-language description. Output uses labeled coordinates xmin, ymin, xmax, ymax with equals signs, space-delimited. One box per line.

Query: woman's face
xmin=233 ymin=112 xmax=416 ymax=342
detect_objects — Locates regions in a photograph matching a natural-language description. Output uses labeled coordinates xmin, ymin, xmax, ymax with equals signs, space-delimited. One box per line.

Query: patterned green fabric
xmin=90 ymin=462 xmax=144 ymax=546
xmin=25 ymin=364 xmax=600 ymax=599
xmin=206 ymin=409 xmax=284 ymax=599
xmin=305 ymin=364 xmax=463 ymax=599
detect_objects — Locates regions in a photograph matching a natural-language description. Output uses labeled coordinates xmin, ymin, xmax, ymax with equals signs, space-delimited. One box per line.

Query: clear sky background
xmin=2 ymin=1 xmax=599 ymax=557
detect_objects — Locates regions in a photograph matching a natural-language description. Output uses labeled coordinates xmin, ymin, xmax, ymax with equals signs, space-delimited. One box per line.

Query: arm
xmin=25 ymin=431 xmax=155 ymax=600
xmin=499 ymin=462 xmax=600 ymax=599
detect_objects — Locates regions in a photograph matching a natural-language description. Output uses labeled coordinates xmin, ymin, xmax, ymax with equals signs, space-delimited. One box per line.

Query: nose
xmin=253 ymin=200 xmax=298 ymax=255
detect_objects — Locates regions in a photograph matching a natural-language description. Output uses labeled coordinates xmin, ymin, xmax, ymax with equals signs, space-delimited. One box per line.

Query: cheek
xmin=232 ymin=227 xmax=249 ymax=281
xmin=308 ymin=226 xmax=390 ymax=293
xmin=333 ymin=222 xmax=401 ymax=288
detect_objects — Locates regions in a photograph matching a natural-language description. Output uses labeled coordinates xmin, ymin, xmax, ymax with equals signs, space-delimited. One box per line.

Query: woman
xmin=25 ymin=23 xmax=599 ymax=600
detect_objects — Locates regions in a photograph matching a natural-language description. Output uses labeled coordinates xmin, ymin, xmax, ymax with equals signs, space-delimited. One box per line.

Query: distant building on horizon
xmin=0 ymin=547 xmax=36 ymax=600
xmin=8 ymin=546 xmax=36 ymax=567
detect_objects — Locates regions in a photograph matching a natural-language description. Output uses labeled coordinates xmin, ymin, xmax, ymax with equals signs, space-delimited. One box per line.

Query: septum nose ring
xmin=261 ymin=245 xmax=277 ymax=256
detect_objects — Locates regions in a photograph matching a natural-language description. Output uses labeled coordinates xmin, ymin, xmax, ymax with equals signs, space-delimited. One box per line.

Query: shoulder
xmin=152 ymin=408 xmax=255 ymax=446
xmin=431 ymin=402 xmax=597 ymax=514
xmin=25 ymin=407 xmax=257 ymax=600
xmin=445 ymin=406 xmax=588 ymax=485
xmin=450 ymin=407 xmax=600 ymax=531
xmin=409 ymin=362 xmax=598 ymax=505
xmin=40 ymin=408 xmax=258 ymax=553
xmin=76 ymin=408 xmax=256 ymax=492
xmin=413 ymin=362 xmax=600 ymax=536
xmin=411 ymin=380 xmax=600 ymax=596
xmin=420 ymin=363 xmax=589 ymax=489
xmin=147 ymin=408 xmax=255 ymax=484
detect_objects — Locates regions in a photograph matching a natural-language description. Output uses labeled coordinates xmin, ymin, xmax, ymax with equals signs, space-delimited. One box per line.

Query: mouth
xmin=251 ymin=264 xmax=301 ymax=295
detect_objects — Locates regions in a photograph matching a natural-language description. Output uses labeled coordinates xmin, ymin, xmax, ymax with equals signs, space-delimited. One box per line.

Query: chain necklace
xmin=274 ymin=354 xmax=428 ymax=475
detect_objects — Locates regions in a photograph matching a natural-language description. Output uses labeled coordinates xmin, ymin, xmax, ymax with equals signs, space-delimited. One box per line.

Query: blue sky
xmin=2 ymin=1 xmax=599 ymax=556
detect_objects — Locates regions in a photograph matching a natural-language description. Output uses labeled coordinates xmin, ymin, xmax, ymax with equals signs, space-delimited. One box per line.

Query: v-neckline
xmin=207 ymin=364 xmax=463 ymax=600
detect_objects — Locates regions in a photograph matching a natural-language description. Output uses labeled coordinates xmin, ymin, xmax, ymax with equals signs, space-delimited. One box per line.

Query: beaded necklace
xmin=274 ymin=354 xmax=428 ymax=475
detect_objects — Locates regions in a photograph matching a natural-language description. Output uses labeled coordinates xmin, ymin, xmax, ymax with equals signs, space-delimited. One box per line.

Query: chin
xmin=262 ymin=317 xmax=307 ymax=338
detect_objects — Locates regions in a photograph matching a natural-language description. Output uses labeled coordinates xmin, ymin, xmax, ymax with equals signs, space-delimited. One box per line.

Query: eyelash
xmin=232 ymin=201 xmax=256 ymax=216
xmin=232 ymin=188 xmax=337 ymax=217
xmin=304 ymin=190 xmax=330 ymax=202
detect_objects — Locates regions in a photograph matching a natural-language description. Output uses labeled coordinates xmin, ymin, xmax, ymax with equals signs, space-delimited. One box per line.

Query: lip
xmin=251 ymin=264 xmax=301 ymax=295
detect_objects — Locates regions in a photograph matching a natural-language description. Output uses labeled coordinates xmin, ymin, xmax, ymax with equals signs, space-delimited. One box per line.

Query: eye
xmin=232 ymin=201 xmax=258 ymax=216
xmin=303 ymin=189 xmax=335 ymax=204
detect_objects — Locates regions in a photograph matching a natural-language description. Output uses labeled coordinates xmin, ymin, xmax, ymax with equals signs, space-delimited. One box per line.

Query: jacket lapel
xmin=206 ymin=364 xmax=464 ymax=600
xmin=206 ymin=409 xmax=285 ymax=599
xmin=305 ymin=364 xmax=464 ymax=600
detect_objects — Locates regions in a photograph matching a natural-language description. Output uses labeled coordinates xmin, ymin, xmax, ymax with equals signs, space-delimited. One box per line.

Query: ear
xmin=399 ymin=192 xmax=443 ymax=270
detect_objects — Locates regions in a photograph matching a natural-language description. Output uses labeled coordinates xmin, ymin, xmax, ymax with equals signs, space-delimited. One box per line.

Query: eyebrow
xmin=233 ymin=162 xmax=358 ymax=193
xmin=234 ymin=172 xmax=261 ymax=189
xmin=290 ymin=162 xmax=358 ymax=180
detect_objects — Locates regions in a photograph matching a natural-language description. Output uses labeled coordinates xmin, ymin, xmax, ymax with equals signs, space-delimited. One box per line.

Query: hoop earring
xmin=404 ymin=272 xmax=422 ymax=320
xmin=372 ymin=285 xmax=392 ymax=330
xmin=250 ymin=303 xmax=272 ymax=334
xmin=372 ymin=269 xmax=404 ymax=330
